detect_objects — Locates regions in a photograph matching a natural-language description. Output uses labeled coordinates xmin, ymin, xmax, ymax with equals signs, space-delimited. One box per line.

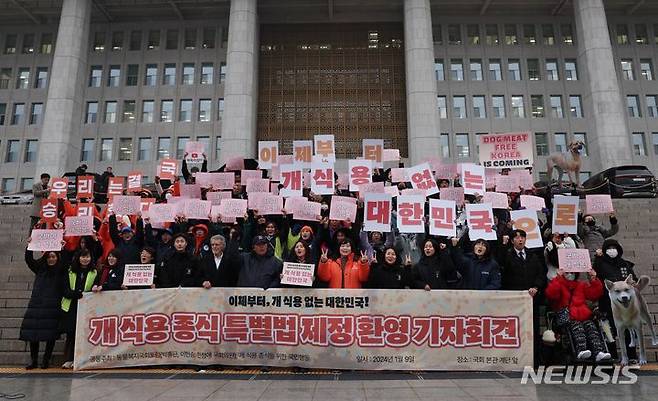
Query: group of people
xmin=21 ymin=162 xmax=640 ymax=370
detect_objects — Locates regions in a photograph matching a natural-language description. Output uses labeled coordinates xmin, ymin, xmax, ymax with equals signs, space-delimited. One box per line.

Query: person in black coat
xmin=450 ymin=237 xmax=502 ymax=290
xmin=21 ymin=245 xmax=67 ymax=369
xmin=158 ymin=233 xmax=201 ymax=288
xmin=412 ymin=238 xmax=457 ymax=290
xmin=59 ymin=249 xmax=99 ymax=369
xmin=236 ymin=236 xmax=283 ymax=289
xmin=497 ymin=229 xmax=547 ymax=367
xmin=201 ymin=234 xmax=241 ymax=289
xmin=593 ymin=238 xmax=639 ymax=361
xmin=282 ymin=240 xmax=322 ymax=288
xmin=367 ymin=246 xmax=413 ymax=289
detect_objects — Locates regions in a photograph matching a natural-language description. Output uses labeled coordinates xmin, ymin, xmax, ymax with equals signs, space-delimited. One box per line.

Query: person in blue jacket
xmin=450 ymin=236 xmax=501 ymax=290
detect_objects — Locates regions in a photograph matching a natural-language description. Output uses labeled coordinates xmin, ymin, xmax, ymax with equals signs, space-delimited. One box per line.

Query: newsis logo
xmin=521 ymin=365 xmax=639 ymax=385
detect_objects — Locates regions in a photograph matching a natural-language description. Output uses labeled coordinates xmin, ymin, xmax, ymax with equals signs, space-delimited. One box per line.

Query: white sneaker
xmin=596 ymin=352 xmax=611 ymax=362
xmin=61 ymin=361 xmax=73 ymax=369
xmin=577 ymin=350 xmax=592 ymax=360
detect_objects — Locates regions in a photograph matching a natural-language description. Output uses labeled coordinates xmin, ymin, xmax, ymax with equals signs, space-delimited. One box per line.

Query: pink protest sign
xmin=148 ymin=204 xmax=177 ymax=223
xmin=184 ymin=141 xmax=205 ymax=164
xmin=336 ymin=173 xmax=349 ymax=190
xmin=495 ymin=174 xmax=521 ymax=193
xmin=179 ymin=184 xmax=202 ymax=199
xmin=329 ymin=199 xmax=357 ymax=222
xmin=248 ymin=192 xmax=268 ymax=210
xmin=482 ymin=192 xmax=509 ymax=209
xmin=64 ymin=216 xmax=94 ymax=236
xmin=240 ymin=170 xmax=262 ymax=185
xmin=440 ymin=187 xmax=465 ymax=206
xmin=434 ymin=164 xmax=458 ymax=180
xmin=246 ymin=178 xmax=270 ymax=194
xmin=558 ymin=248 xmax=592 ymax=272
xmin=284 ymin=196 xmax=307 ymax=213
xmin=358 ymin=182 xmax=385 ymax=195
xmin=400 ymin=188 xmax=426 ymax=197
xmin=112 ymin=195 xmax=142 ymax=216
xmin=225 ymin=157 xmax=244 ymax=171
xmin=281 ymin=262 xmax=315 ymax=287
xmin=382 ymin=148 xmax=400 ymax=162
xmin=293 ymin=201 xmax=322 ymax=222
xmin=157 ymin=159 xmax=178 ymax=180
xmin=219 ymin=199 xmax=248 ymax=218
xmin=332 ymin=195 xmax=357 ymax=204
xmin=206 ymin=191 xmax=232 ymax=206
xmin=28 ymin=229 xmax=64 ymax=252
xmin=586 ymin=195 xmax=614 ymax=214
xmin=384 ymin=185 xmax=400 ymax=197
xmin=390 ymin=168 xmax=408 ymax=183
xmin=184 ymin=199 xmax=212 ymax=220
xmin=408 ymin=163 xmax=439 ymax=196
xmin=259 ymin=195 xmax=284 ymax=215
xmin=520 ymin=195 xmax=546 ymax=211
xmin=510 ymin=169 xmax=534 ymax=189
xmin=195 ymin=172 xmax=234 ymax=189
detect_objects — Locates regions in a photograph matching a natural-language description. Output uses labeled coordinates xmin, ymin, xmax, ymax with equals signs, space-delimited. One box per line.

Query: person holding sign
xmin=59 ymin=249 xmax=99 ymax=369
xmin=545 ymin=267 xmax=611 ymax=362
xmin=450 ymin=237 xmax=501 ymax=290
xmin=182 ymin=152 xmax=208 ymax=184
xmin=367 ymin=246 xmax=413 ymax=289
xmin=412 ymin=239 xmax=458 ymax=291
xmin=544 ymin=233 xmax=578 ymax=281
xmin=281 ymin=241 xmax=319 ymax=288
xmin=20 ymin=239 xmax=67 ymax=369
xmin=578 ymin=212 xmax=619 ymax=258
xmin=318 ymin=240 xmax=370 ymax=289
xmin=108 ymin=212 xmax=144 ymax=264
xmin=593 ymin=239 xmax=639 ymax=362
xmin=498 ymin=229 xmax=546 ymax=367
xmin=30 ymin=173 xmax=50 ymax=231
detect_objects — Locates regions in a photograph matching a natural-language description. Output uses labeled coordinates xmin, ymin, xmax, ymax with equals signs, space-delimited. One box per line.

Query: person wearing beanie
xmin=108 ymin=211 xmax=144 ymax=264
xmin=577 ymin=212 xmax=619 ymax=259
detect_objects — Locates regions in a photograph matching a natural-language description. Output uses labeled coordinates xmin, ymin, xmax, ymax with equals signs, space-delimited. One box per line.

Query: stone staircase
xmin=0 ymin=200 xmax=657 ymax=366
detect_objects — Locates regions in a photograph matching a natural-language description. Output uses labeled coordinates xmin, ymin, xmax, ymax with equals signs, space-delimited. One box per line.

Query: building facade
xmin=0 ymin=0 xmax=657 ymax=193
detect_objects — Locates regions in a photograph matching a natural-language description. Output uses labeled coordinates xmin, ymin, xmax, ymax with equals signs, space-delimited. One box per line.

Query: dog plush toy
xmin=604 ymin=275 xmax=658 ymax=365
xmin=547 ymin=141 xmax=584 ymax=187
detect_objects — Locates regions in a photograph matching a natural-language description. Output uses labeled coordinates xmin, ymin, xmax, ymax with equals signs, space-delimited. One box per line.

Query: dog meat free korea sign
xmin=479 ymin=132 xmax=534 ymax=169
xmin=75 ymin=288 xmax=532 ymax=371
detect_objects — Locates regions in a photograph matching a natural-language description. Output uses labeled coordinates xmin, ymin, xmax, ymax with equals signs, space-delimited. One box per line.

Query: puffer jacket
xmin=236 ymin=251 xmax=283 ymax=289
xmin=545 ymin=274 xmax=603 ymax=321
xmin=158 ymin=251 xmax=201 ymax=288
xmin=577 ymin=216 xmax=619 ymax=257
xmin=318 ymin=253 xmax=370 ymax=289
xmin=451 ymin=247 xmax=501 ymax=290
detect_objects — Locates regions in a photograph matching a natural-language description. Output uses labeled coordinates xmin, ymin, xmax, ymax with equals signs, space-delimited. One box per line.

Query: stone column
xmin=219 ymin=0 xmax=259 ymax=162
xmin=403 ymin=0 xmax=441 ymax=164
xmin=35 ymin=0 xmax=91 ymax=178
xmin=574 ymin=0 xmax=632 ymax=169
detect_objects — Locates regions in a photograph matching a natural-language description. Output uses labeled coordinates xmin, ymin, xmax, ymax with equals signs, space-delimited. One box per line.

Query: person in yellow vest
xmin=59 ymin=249 xmax=98 ymax=369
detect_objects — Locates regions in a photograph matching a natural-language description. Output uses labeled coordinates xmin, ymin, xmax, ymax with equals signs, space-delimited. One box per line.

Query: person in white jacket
xmin=544 ymin=232 xmax=577 ymax=280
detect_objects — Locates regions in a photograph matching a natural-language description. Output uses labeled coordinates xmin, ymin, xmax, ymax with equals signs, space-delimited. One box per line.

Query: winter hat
xmin=300 ymin=226 xmax=314 ymax=236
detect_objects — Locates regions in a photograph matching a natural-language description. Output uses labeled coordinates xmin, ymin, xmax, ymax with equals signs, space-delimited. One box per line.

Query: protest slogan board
xmin=585 ymin=195 xmax=614 ymax=215
xmin=64 ymin=216 xmax=94 ymax=236
xmin=510 ymin=210 xmax=543 ymax=249
xmin=557 ymin=249 xmax=592 ymax=273
xmin=281 ymin=263 xmax=315 ymax=287
xmin=552 ymin=196 xmax=579 ymax=234
xmin=28 ymin=229 xmax=64 ymax=252
xmin=76 ymin=288 xmax=532 ymax=371
xmin=184 ymin=141 xmax=205 ymax=164
xmin=478 ymin=132 xmax=533 ymax=169
xmin=122 ymin=264 xmax=155 ymax=287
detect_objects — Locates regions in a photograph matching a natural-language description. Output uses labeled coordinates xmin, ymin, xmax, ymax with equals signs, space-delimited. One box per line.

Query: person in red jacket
xmin=318 ymin=239 xmax=370 ymax=289
xmin=545 ymin=268 xmax=611 ymax=362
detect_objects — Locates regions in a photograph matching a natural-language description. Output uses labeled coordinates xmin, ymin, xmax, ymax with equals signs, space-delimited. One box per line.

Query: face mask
xmin=321 ymin=204 xmax=329 ymax=211
xmin=565 ymin=273 xmax=576 ymax=281
xmin=605 ymin=248 xmax=618 ymax=258
xmin=586 ymin=220 xmax=596 ymax=227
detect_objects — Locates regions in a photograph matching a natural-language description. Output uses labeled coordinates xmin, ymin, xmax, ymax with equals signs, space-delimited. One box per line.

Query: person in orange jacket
xmin=317 ymin=239 xmax=370 ymax=289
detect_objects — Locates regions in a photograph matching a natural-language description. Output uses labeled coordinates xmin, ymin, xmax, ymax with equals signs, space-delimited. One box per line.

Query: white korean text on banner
xmin=75 ymin=288 xmax=532 ymax=371
xmin=478 ymin=132 xmax=533 ymax=169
